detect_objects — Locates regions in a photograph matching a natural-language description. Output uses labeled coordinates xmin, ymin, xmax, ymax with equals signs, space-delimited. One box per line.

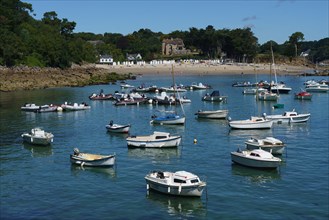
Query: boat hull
xmin=266 ymin=114 xmax=310 ymax=123
xmin=294 ymin=95 xmax=312 ymax=100
xmin=22 ymin=134 xmax=54 ymax=146
xmin=70 ymin=154 xmax=115 ymax=167
xmin=151 ymin=117 xmax=185 ymax=125
xmin=231 ymin=152 xmax=281 ymax=169
xmin=229 ymin=120 xmax=273 ymax=129
xmin=245 ymin=143 xmax=285 ymax=155
xmin=106 ymin=124 xmax=130 ymax=133
xmin=145 ymin=178 xmax=205 ymax=197
xmin=126 ymin=136 xmax=181 ymax=148
xmin=196 ymin=110 xmax=228 ymax=119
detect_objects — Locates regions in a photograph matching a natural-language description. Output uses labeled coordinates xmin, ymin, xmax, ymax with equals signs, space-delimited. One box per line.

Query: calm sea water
xmin=1 ymin=73 xmax=328 ymax=219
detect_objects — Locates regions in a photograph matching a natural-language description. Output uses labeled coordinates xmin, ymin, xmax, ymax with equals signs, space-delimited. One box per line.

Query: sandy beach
xmin=0 ymin=62 xmax=316 ymax=92
xmin=95 ymin=62 xmax=314 ymax=76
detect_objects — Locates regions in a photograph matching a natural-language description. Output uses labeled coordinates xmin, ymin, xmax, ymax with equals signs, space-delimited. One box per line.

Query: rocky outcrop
xmin=0 ymin=65 xmax=133 ymax=92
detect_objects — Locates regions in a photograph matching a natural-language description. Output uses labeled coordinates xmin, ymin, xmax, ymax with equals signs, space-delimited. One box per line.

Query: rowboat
xmin=70 ymin=148 xmax=116 ymax=167
xmin=106 ymin=121 xmax=131 ymax=133
xmin=145 ymin=170 xmax=206 ymax=197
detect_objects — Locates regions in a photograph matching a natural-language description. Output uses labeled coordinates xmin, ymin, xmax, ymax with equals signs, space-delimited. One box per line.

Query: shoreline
xmin=0 ymin=63 xmax=324 ymax=92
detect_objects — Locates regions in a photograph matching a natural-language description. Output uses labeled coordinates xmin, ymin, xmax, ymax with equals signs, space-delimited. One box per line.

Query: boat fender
xmin=80 ymin=162 xmax=85 ymax=167
xmin=146 ymin=184 xmax=149 ymax=190
xmin=168 ymin=187 xmax=170 ymax=193
xmin=178 ymin=184 xmax=182 ymax=194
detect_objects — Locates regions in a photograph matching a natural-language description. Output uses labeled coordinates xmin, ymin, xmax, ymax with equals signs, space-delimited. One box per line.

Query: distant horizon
xmin=24 ymin=0 xmax=328 ymax=45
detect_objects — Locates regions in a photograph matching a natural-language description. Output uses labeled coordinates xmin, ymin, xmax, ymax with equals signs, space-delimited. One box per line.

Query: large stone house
xmin=162 ymin=38 xmax=190 ymax=56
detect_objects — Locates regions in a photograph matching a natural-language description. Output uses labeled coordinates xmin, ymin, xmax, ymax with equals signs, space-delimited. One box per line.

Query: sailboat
xmin=257 ymin=44 xmax=279 ymax=101
xmin=150 ymin=65 xmax=186 ymax=125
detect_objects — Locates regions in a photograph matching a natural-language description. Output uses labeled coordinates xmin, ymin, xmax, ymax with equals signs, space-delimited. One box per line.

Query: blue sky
xmin=24 ymin=0 xmax=328 ymax=44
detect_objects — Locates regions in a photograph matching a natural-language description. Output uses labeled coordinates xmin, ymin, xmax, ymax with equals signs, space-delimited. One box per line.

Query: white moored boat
xmin=145 ymin=170 xmax=206 ymax=197
xmin=61 ymin=102 xmax=91 ymax=111
xmin=195 ymin=109 xmax=228 ymax=119
xmin=70 ymin=148 xmax=116 ymax=167
xmin=106 ymin=121 xmax=130 ymax=133
xmin=150 ymin=111 xmax=185 ymax=125
xmin=245 ymin=137 xmax=285 ymax=155
xmin=126 ymin=131 xmax=181 ymax=148
xmin=21 ymin=128 xmax=54 ymax=146
xmin=228 ymin=116 xmax=273 ymax=129
xmin=21 ymin=103 xmax=43 ymax=111
xmin=264 ymin=110 xmax=310 ymax=123
xmin=231 ymin=149 xmax=281 ymax=169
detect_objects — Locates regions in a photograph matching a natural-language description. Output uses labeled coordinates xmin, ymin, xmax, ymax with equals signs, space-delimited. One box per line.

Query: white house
xmin=126 ymin=53 xmax=142 ymax=63
xmin=99 ymin=54 xmax=113 ymax=64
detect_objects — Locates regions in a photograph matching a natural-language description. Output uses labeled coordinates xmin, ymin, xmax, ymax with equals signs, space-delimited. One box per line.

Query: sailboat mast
xmin=171 ymin=64 xmax=185 ymax=116
xmin=270 ymin=43 xmax=279 ymax=95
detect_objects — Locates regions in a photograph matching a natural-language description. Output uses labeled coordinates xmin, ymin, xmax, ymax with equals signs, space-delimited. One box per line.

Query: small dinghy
xmin=145 ymin=170 xmax=206 ymax=197
xmin=70 ymin=148 xmax=116 ymax=167
xmin=106 ymin=121 xmax=131 ymax=133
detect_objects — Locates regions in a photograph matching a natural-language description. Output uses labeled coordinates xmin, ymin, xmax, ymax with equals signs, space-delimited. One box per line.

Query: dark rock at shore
xmin=0 ymin=66 xmax=133 ymax=92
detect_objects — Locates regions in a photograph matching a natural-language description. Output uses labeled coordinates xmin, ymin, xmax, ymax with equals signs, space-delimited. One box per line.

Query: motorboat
xmin=145 ymin=170 xmax=206 ymax=197
xmin=114 ymin=98 xmax=148 ymax=106
xmin=264 ymin=110 xmax=311 ymax=123
xmin=35 ymin=104 xmax=59 ymax=113
xmin=152 ymin=92 xmax=176 ymax=105
xmin=150 ymin=111 xmax=185 ymax=125
xmin=106 ymin=121 xmax=131 ymax=133
xmin=305 ymin=83 xmax=329 ymax=93
xmin=270 ymin=83 xmax=292 ymax=94
xmin=232 ymin=81 xmax=256 ymax=87
xmin=202 ymin=90 xmax=227 ymax=102
xmin=21 ymin=128 xmax=54 ymax=146
xmin=228 ymin=116 xmax=273 ymax=129
xmin=242 ymin=87 xmax=266 ymax=95
xmin=70 ymin=148 xmax=116 ymax=167
xmin=126 ymin=131 xmax=181 ymax=148
xmin=190 ymin=82 xmax=210 ymax=90
xmin=89 ymin=92 xmax=113 ymax=100
xmin=21 ymin=103 xmax=43 ymax=111
xmin=120 ymin=83 xmax=135 ymax=89
xmin=294 ymin=90 xmax=312 ymax=100
xmin=245 ymin=137 xmax=285 ymax=155
xmin=257 ymin=91 xmax=279 ymax=101
xmin=195 ymin=109 xmax=228 ymax=119
xmin=231 ymin=149 xmax=281 ymax=169
xmin=61 ymin=102 xmax=91 ymax=111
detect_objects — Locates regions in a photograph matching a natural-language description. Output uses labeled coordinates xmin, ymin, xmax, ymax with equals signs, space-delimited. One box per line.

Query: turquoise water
xmin=1 ymin=74 xmax=328 ymax=219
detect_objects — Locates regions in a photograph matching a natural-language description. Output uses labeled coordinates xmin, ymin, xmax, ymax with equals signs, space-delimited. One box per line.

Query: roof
xmin=100 ymin=54 xmax=112 ymax=59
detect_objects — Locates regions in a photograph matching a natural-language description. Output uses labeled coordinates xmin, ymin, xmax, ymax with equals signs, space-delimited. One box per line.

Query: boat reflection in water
xmin=23 ymin=143 xmax=53 ymax=158
xmin=128 ymin=147 xmax=181 ymax=160
xmin=146 ymin=191 xmax=206 ymax=218
xmin=70 ymin=165 xmax=116 ymax=179
xmin=231 ymin=163 xmax=281 ymax=184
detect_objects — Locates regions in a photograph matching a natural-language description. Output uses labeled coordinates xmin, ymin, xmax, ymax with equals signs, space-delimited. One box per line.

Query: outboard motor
xmin=73 ymin=148 xmax=80 ymax=156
